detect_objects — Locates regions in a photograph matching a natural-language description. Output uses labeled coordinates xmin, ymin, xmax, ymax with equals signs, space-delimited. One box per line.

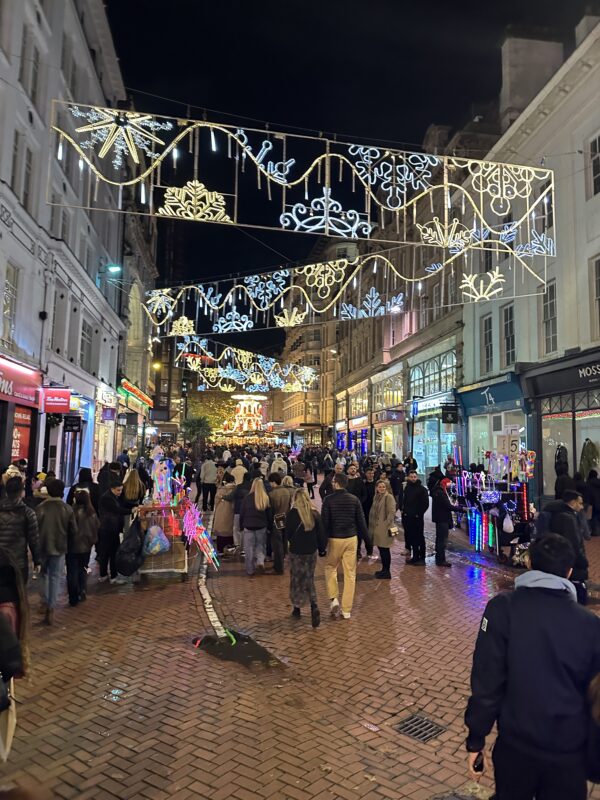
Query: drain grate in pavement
xmin=394 ymin=713 xmax=446 ymax=743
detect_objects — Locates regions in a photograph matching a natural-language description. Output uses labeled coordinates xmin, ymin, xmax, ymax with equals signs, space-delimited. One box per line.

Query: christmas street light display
xmin=51 ymin=100 xmax=556 ymax=308
xmin=222 ymin=395 xmax=267 ymax=435
xmin=175 ymin=336 xmax=317 ymax=394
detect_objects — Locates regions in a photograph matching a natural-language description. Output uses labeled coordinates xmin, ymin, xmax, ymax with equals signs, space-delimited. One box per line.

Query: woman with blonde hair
xmin=286 ymin=489 xmax=326 ymax=627
xmin=239 ymin=477 xmax=272 ymax=576
xmin=121 ymin=469 xmax=146 ymax=534
xmin=369 ymin=479 xmax=397 ymax=580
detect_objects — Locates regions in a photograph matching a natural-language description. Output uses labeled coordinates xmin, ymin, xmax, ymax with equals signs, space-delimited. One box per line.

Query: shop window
xmin=541 ymin=411 xmax=573 ymax=496
xmin=80 ymin=320 xmax=93 ymax=372
xmin=542 ymin=281 xmax=557 ymax=355
xmin=481 ymin=314 xmax=493 ymax=374
xmin=591 ymin=134 xmax=600 ymax=197
xmin=336 ymin=398 xmax=346 ymax=420
xmin=439 ymin=351 xmax=456 ymax=392
xmin=1 ymin=263 xmax=18 ymax=352
xmin=423 ymin=358 xmax=439 ymax=396
xmin=502 ymin=304 xmax=515 ymax=367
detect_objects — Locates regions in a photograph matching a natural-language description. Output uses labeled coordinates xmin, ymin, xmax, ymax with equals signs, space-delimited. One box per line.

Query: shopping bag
xmin=143 ymin=525 xmax=171 ymax=556
xmin=0 ymin=679 xmax=17 ymax=762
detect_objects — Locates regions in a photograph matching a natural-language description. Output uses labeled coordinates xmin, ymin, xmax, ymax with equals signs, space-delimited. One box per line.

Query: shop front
xmin=371 ymin=409 xmax=405 ymax=456
xmin=520 ymin=349 xmax=600 ymax=499
xmin=115 ymin=379 xmax=153 ymax=460
xmin=348 ymin=415 xmax=369 ymax=455
xmin=335 ymin=420 xmax=348 ymax=451
xmin=458 ymin=373 xmax=527 ymax=467
xmin=0 ymin=355 xmax=42 ymax=468
xmin=93 ymin=385 xmax=117 ymax=474
xmin=408 ymin=392 xmax=460 ymax=479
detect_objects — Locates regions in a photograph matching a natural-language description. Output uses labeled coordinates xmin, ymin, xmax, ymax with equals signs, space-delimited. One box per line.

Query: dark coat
xmin=36 ymin=497 xmax=77 ymax=556
xmin=71 ymin=508 xmax=100 ymax=554
xmin=465 ymin=584 xmax=600 ymax=760
xmin=286 ymin=508 xmax=327 ymax=555
xmin=431 ymin=483 xmax=454 ymax=526
xmin=321 ymin=489 xmax=370 ymax=544
xmin=389 ymin=469 xmax=405 ymax=502
xmin=402 ymin=480 xmax=429 ymax=518
xmin=66 ymin=480 xmax=101 ymax=513
xmin=545 ymin=500 xmax=589 ymax=581
xmin=239 ymin=493 xmax=272 ymax=531
xmin=362 ymin=480 xmax=376 ymax=521
xmin=554 ymin=473 xmax=576 ymax=500
xmin=587 ymin=477 xmax=600 ymax=512
xmin=223 ymin=482 xmax=251 ymax=515
xmin=346 ymin=476 xmax=366 ymax=504
xmin=0 ymin=497 xmax=40 ymax=580
xmin=98 ymin=490 xmax=129 ymax=536
xmin=319 ymin=473 xmax=336 ymax=500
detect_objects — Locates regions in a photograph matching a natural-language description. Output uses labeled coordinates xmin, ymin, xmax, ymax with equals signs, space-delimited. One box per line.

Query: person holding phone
xmin=465 ymin=534 xmax=600 ymax=799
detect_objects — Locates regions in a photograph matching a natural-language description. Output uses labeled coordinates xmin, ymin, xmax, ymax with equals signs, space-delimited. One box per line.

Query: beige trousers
xmin=324 ymin=536 xmax=358 ymax=614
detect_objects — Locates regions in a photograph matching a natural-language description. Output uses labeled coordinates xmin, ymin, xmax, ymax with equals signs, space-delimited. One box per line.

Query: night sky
xmin=105 ymin=0 xmax=588 ymax=351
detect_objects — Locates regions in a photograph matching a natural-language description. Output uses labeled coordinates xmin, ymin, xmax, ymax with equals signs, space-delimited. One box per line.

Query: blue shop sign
xmin=458 ymin=373 xmax=525 ymax=416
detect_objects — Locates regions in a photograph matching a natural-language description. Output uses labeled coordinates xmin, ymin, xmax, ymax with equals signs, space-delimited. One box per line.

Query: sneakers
xmin=408 ymin=558 xmax=426 ymax=566
xmin=311 ymin=605 xmax=321 ymax=628
xmin=341 ymin=611 xmax=351 ymax=619
xmin=330 ymin=598 xmax=340 ymax=619
xmin=110 ymin=576 xmax=128 ymax=585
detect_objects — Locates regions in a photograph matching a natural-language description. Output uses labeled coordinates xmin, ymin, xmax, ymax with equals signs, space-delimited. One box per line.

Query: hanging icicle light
xmin=373 ymin=259 xmax=378 ymax=275
xmin=353 ymin=276 xmax=357 ymax=289
xmin=417 ymin=281 xmax=423 ymax=293
xmin=140 ymin=182 xmax=146 ymax=204
xmin=172 ymin=147 xmax=178 ymax=165
xmin=78 ymin=157 xmax=84 ymax=172
xmin=210 ymin=128 xmax=217 ymax=152
xmin=57 ymin=138 xmax=64 ymax=161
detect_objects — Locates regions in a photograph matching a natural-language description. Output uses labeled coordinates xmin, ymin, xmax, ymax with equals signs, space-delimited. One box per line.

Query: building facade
xmin=0 ymin=0 xmax=155 ymax=479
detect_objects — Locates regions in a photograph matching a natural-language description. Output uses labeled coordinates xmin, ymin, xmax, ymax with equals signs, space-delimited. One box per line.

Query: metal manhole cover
xmin=394 ymin=713 xmax=446 ymax=743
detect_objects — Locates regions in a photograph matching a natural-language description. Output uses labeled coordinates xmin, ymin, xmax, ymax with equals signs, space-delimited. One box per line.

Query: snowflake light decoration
xmin=169 ymin=316 xmax=196 ymax=337
xmin=459 ymin=268 xmax=506 ymax=301
xmin=274 ymin=308 xmax=307 ymax=328
xmin=69 ymin=106 xmax=173 ymax=169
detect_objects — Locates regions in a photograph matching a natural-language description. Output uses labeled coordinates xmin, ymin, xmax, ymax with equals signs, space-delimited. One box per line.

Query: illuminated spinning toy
xmin=150 ymin=445 xmax=173 ymax=505
xmin=182 ymin=502 xmax=219 ymax=569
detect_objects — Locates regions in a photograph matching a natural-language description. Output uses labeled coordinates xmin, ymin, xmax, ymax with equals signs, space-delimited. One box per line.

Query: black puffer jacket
xmin=0 ymin=497 xmax=41 ymax=580
xmin=321 ymin=489 xmax=370 ymax=544
xmin=402 ymin=480 xmax=429 ymax=518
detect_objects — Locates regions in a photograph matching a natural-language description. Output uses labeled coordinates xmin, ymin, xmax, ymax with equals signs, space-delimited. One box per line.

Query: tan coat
xmin=368 ymin=491 xmax=397 ymax=549
xmin=212 ymin=483 xmax=235 ymax=536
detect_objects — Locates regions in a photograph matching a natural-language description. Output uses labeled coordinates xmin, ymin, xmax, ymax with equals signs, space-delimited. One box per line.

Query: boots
xmin=44 ymin=608 xmax=54 ymax=626
xmin=311 ymin=604 xmax=321 ymax=628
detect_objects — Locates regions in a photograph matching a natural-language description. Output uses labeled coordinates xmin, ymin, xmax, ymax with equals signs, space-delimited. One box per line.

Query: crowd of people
xmin=4 ymin=443 xmax=600 ymax=798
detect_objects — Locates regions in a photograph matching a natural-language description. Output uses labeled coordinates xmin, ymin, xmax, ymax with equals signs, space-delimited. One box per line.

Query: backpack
xmin=533 ymin=510 xmax=553 ymax=540
xmin=115 ymin=518 xmax=145 ymax=576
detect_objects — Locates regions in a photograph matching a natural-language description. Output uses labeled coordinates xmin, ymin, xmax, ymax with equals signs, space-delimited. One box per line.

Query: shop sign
xmin=102 ymin=407 xmax=116 ymax=422
xmin=43 ymin=388 xmax=71 ymax=413
xmin=441 ymin=405 xmax=459 ymax=424
xmin=11 ymin=406 xmax=32 ymax=461
xmin=349 ymin=415 xmax=369 ymax=430
xmin=458 ymin=375 xmax=523 ymax=415
xmin=372 ymin=409 xmax=404 ymax=425
xmin=63 ymin=415 xmax=82 ymax=432
xmin=120 ymin=379 xmax=153 ymax=408
xmin=97 ymin=387 xmax=117 ymax=407
xmin=413 ymin=394 xmax=454 ymax=414
xmin=531 ymin=357 xmax=600 ymax=396
xmin=0 ymin=356 xmax=41 ymax=408
xmin=335 ymin=420 xmax=347 ymax=432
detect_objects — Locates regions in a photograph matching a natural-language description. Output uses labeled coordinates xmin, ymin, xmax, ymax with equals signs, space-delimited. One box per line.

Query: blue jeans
xmin=43 ymin=554 xmax=65 ymax=609
xmin=243 ymin=528 xmax=267 ymax=575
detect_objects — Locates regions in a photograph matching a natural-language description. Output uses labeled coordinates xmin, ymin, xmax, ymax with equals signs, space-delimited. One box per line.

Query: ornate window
xmin=409 ymin=365 xmax=424 ymax=398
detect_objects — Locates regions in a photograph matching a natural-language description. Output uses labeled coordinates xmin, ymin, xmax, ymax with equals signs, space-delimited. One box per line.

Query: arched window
xmin=409 ymin=366 xmax=424 ymax=398
xmin=439 ymin=351 xmax=456 ymax=392
xmin=423 ymin=358 xmax=439 ymax=396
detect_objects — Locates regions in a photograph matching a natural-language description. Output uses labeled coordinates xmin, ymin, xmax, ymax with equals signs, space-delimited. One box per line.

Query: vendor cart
xmin=136 ymin=503 xmax=189 ymax=580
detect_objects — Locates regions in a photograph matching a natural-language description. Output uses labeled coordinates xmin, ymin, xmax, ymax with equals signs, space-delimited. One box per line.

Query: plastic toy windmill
xmin=182 ymin=502 xmax=220 ymax=569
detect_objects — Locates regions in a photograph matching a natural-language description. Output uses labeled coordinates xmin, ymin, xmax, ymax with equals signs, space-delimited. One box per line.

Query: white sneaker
xmin=330 ymin=598 xmax=340 ymax=618
xmin=111 ymin=576 xmax=128 ymax=585
xmin=341 ymin=611 xmax=351 ymax=619
xmin=97 ymin=575 xmax=109 ymax=583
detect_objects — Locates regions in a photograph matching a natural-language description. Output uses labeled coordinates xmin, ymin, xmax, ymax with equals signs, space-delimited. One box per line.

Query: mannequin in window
xmin=579 ymin=438 xmax=600 ymax=482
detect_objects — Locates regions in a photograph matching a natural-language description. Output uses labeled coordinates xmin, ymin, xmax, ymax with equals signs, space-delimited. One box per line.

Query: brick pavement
xmin=2 ymin=508 xmax=600 ymax=799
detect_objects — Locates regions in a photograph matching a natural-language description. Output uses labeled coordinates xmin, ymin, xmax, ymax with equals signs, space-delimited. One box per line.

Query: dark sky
xmin=105 ymin=0 xmax=588 ymax=351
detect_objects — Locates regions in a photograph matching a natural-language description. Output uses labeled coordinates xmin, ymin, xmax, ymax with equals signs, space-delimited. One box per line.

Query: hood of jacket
xmin=514 ymin=569 xmax=577 ymax=602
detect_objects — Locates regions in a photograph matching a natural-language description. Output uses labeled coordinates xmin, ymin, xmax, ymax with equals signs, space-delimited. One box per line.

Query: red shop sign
xmin=11 ymin=406 xmax=32 ymax=461
xmin=0 ymin=356 xmax=41 ymax=408
xmin=42 ymin=388 xmax=71 ymax=413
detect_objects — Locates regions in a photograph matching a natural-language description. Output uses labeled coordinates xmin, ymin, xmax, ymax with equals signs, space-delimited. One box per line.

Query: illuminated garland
xmin=176 ymin=336 xmax=317 ymax=393
xmin=51 ymin=101 xmax=555 ymax=266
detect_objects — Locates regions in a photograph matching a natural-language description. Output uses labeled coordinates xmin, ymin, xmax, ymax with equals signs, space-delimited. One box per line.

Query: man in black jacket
xmin=465 ymin=534 xmax=600 ymax=799
xmin=544 ymin=490 xmax=589 ymax=582
xmin=401 ymin=471 xmax=429 ymax=565
xmin=431 ymin=477 xmax=454 ymax=567
xmin=322 ymin=472 xmax=370 ymax=620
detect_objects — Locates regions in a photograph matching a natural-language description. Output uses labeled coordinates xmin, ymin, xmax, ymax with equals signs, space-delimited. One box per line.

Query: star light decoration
xmin=69 ymin=106 xmax=173 ymax=168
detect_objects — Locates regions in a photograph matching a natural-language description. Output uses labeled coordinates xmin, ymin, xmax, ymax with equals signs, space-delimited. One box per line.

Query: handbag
xmin=0 ymin=679 xmax=17 ymax=762
xmin=388 ymin=525 xmax=400 ymax=537
xmin=273 ymin=513 xmax=286 ymax=531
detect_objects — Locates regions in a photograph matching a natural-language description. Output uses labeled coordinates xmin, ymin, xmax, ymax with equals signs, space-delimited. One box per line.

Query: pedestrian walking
xmin=465 ymin=534 xmax=600 ymax=799
xmin=200 ymin=453 xmax=218 ymax=511
xmin=431 ymin=477 xmax=455 ymax=567
xmin=223 ymin=472 xmax=251 ymax=553
xmin=66 ymin=467 xmax=101 ymax=513
xmin=287 ymin=489 xmax=327 ymax=628
xmin=239 ymin=477 xmax=272 ymax=576
xmin=362 ymin=467 xmax=376 ymax=523
xmin=401 ymin=470 xmax=429 ymax=565
xmin=403 ymin=452 xmax=418 ymax=472
xmin=292 ymin=459 xmax=306 ymax=487
xmin=268 ymin=472 xmax=293 ymax=574
xmin=389 ymin=462 xmax=405 ymax=513
xmin=36 ymin=479 xmax=77 ymax=625
xmin=69 ymin=490 xmax=99 ymax=605
xmin=0 ymin=544 xmax=30 ymax=678
xmin=369 ymin=480 xmax=397 ymax=579
xmin=230 ymin=458 xmax=248 ymax=486
xmin=321 ymin=472 xmax=370 ymax=620
xmin=212 ymin=474 xmax=235 ymax=553
xmin=121 ymin=469 xmax=146 ymax=534
xmin=0 ymin=476 xmax=41 ymax=587
xmin=98 ymin=475 xmax=129 ymax=584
